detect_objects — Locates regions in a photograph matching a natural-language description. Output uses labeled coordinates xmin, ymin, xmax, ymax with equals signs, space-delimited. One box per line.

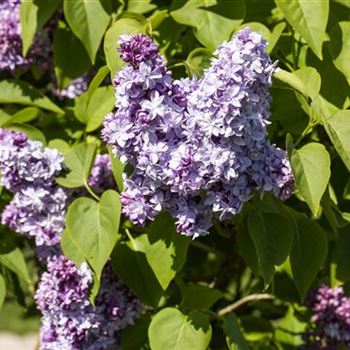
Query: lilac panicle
xmin=303 ymin=284 xmax=350 ymax=349
xmin=0 ymin=128 xmax=66 ymax=248
xmin=35 ymin=256 xmax=143 ymax=350
xmin=0 ymin=0 xmax=52 ymax=72
xmin=102 ymin=29 xmax=294 ymax=238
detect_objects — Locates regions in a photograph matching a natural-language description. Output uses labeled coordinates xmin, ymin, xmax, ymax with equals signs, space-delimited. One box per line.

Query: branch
xmin=217 ymin=293 xmax=274 ymax=316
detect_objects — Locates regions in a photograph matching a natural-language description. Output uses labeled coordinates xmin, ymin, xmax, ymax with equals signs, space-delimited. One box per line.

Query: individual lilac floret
xmin=102 ymin=30 xmax=294 ymax=238
xmin=0 ymin=0 xmax=52 ymax=72
xmin=303 ymin=285 xmax=350 ymax=349
xmin=88 ymin=154 xmax=115 ymax=194
xmin=35 ymin=256 xmax=143 ymax=350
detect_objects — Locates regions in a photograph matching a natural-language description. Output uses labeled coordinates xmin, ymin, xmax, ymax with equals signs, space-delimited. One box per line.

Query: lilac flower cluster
xmin=50 ymin=75 xmax=90 ymax=100
xmin=0 ymin=128 xmax=66 ymax=248
xmin=0 ymin=0 xmax=52 ymax=72
xmin=35 ymin=256 xmax=143 ymax=350
xmin=88 ymin=154 xmax=115 ymax=194
xmin=303 ymin=284 xmax=350 ymax=349
xmin=102 ymin=30 xmax=294 ymax=238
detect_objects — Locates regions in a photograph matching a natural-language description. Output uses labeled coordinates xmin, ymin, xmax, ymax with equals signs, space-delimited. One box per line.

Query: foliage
xmin=0 ymin=0 xmax=350 ymax=349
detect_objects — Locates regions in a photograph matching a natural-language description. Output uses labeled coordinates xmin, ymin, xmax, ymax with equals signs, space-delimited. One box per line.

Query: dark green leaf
xmin=121 ymin=314 xmax=151 ymax=350
xmin=53 ymin=25 xmax=91 ymax=89
xmin=223 ymin=313 xmax=249 ymax=350
xmin=112 ymin=235 xmax=163 ymax=307
xmin=289 ymin=215 xmax=328 ymax=299
xmin=247 ymin=210 xmax=294 ymax=284
xmin=180 ymin=283 xmax=223 ymax=311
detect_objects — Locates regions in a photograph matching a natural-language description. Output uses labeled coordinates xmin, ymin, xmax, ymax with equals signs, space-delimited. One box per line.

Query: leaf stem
xmin=84 ymin=181 xmax=100 ymax=201
xmin=217 ymin=293 xmax=274 ymax=316
xmin=125 ymin=228 xmax=135 ymax=243
xmin=191 ymin=240 xmax=223 ymax=257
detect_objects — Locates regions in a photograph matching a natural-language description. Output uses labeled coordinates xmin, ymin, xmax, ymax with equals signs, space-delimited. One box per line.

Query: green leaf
xmin=273 ymin=69 xmax=309 ymax=100
xmin=180 ymin=283 xmax=223 ymax=311
xmin=143 ymin=213 xmax=190 ymax=290
xmin=267 ymin=22 xmax=286 ymax=53
xmin=322 ymin=110 xmax=350 ymax=172
xmin=275 ymin=306 xmax=306 ymax=346
xmin=0 ymin=274 xmax=5 ymax=310
xmin=86 ymin=65 xmax=110 ymax=106
xmin=20 ymin=0 xmax=60 ymax=55
xmin=330 ymin=22 xmax=350 ymax=86
xmin=10 ymin=107 xmax=45 ymax=124
xmin=186 ymin=48 xmax=212 ymax=77
xmin=63 ymin=0 xmax=112 ymax=63
xmin=0 ymin=110 xmax=12 ymax=127
xmin=62 ymin=190 xmax=121 ymax=284
xmin=108 ymin=148 xmax=125 ymax=193
xmin=0 ymin=80 xmax=63 ymax=114
xmin=127 ymin=0 xmax=156 ymax=13
xmin=0 ymin=235 xmax=31 ymax=286
xmin=247 ymin=210 xmax=294 ymax=284
xmin=74 ymin=86 xmax=115 ymax=132
xmin=171 ymin=0 xmax=245 ymax=51
xmin=121 ymin=314 xmax=151 ymax=350
xmin=223 ymin=313 xmax=249 ymax=350
xmin=289 ymin=215 xmax=327 ymax=299
xmin=148 ymin=308 xmax=212 ymax=350
xmin=7 ymin=123 xmax=46 ymax=144
xmin=48 ymin=139 xmax=70 ymax=155
xmin=291 ymin=143 xmax=331 ymax=216
xmin=53 ymin=25 xmax=91 ymax=89
xmin=56 ymin=143 xmax=96 ymax=188
xmin=104 ymin=18 xmax=146 ymax=77
xmin=112 ymin=235 xmax=163 ymax=307
xmin=275 ymin=0 xmax=329 ymax=59
xmin=293 ymin=67 xmax=321 ymax=101
xmin=333 ymin=227 xmax=350 ymax=282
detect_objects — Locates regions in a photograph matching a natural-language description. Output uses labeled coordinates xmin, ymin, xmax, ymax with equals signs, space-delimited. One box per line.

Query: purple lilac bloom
xmin=303 ymin=284 xmax=350 ymax=349
xmin=88 ymin=154 xmax=115 ymax=194
xmin=102 ymin=29 xmax=294 ymax=238
xmin=35 ymin=256 xmax=143 ymax=350
xmin=0 ymin=0 xmax=52 ymax=72
xmin=50 ymin=75 xmax=90 ymax=100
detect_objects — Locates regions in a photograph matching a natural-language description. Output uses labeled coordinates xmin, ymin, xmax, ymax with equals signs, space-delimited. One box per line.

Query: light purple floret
xmin=102 ymin=29 xmax=294 ymax=238
xmin=35 ymin=256 xmax=143 ymax=350
xmin=303 ymin=285 xmax=350 ymax=349
xmin=50 ymin=75 xmax=90 ymax=100
xmin=0 ymin=0 xmax=52 ymax=72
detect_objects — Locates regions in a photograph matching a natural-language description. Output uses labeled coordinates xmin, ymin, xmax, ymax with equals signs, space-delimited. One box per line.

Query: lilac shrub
xmin=303 ymin=284 xmax=350 ymax=349
xmin=102 ymin=30 xmax=294 ymax=238
xmin=0 ymin=0 xmax=52 ymax=72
